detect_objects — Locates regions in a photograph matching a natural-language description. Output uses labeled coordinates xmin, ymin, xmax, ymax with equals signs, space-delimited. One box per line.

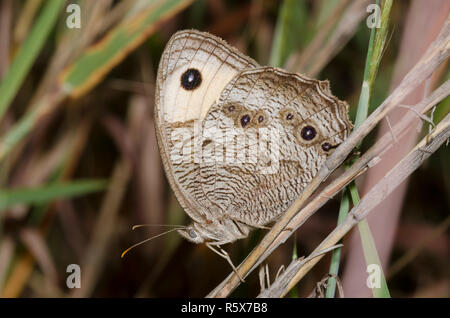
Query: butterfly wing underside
xmin=199 ymin=67 xmax=353 ymax=227
xmin=154 ymin=30 xmax=259 ymax=223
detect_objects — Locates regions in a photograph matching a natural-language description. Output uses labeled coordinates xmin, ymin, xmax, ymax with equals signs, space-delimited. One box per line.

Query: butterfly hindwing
xmin=199 ymin=67 xmax=352 ymax=227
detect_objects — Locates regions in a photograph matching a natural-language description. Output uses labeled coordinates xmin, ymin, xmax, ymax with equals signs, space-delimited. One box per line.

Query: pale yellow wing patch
xmin=157 ymin=30 xmax=259 ymax=123
xmin=154 ymin=30 xmax=259 ymax=224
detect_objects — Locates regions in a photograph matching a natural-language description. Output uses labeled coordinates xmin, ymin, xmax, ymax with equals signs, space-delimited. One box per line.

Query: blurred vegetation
xmin=0 ymin=0 xmax=448 ymax=297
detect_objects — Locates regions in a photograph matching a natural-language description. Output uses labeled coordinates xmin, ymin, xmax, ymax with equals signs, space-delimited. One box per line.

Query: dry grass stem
xmin=285 ymin=0 xmax=351 ymax=72
xmin=70 ymin=160 xmax=132 ymax=297
xmin=387 ymin=215 xmax=450 ymax=279
xmin=287 ymin=0 xmax=371 ymax=76
xmin=259 ymin=113 xmax=450 ymax=297
xmin=208 ymin=18 xmax=449 ymax=298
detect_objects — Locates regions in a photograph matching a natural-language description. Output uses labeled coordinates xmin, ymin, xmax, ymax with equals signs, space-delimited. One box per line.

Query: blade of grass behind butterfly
xmin=13 ymin=0 xmax=44 ymax=46
xmin=1 ymin=119 xmax=93 ymax=297
xmin=0 ymin=179 xmax=107 ymax=212
xmin=0 ymin=0 xmax=194 ymax=163
xmin=269 ymin=0 xmax=307 ymax=68
xmin=70 ymin=98 xmax=147 ymax=297
xmin=284 ymin=0 xmax=349 ymax=73
xmin=434 ymin=69 xmax=450 ymax=123
xmin=60 ymin=0 xmax=194 ymax=98
xmin=1 ymin=179 xmax=105 ymax=298
xmin=326 ymin=0 xmax=392 ymax=298
xmin=289 ymin=232 xmax=299 ymax=297
xmin=314 ymin=0 xmax=343 ymax=28
xmin=325 ymin=188 xmax=350 ymax=298
xmin=0 ymin=2 xmax=115 ymax=191
xmin=326 ymin=22 xmax=376 ymax=297
xmin=0 ymin=0 xmax=63 ymax=121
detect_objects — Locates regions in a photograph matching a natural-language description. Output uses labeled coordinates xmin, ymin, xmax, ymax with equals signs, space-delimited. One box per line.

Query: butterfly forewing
xmin=156 ymin=30 xmax=258 ymax=123
xmin=199 ymin=67 xmax=353 ymax=228
xmin=155 ymin=30 xmax=259 ymax=225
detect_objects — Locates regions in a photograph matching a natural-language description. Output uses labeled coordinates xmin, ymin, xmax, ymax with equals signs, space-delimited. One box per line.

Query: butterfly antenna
xmin=121 ymin=227 xmax=182 ymax=258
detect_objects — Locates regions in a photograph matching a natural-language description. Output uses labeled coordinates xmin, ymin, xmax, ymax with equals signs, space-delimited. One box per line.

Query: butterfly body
xmin=155 ymin=30 xmax=352 ymax=247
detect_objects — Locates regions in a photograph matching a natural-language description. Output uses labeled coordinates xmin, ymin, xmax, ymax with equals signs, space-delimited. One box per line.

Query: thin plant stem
xmin=325 ymin=188 xmax=350 ymax=298
xmin=0 ymin=0 xmax=63 ymax=121
xmin=326 ymin=0 xmax=392 ymax=298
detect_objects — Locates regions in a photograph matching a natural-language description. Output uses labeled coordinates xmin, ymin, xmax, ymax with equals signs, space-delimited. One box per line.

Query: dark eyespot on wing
xmin=301 ymin=125 xmax=316 ymax=141
xmin=240 ymin=114 xmax=251 ymax=127
xmin=322 ymin=142 xmax=339 ymax=152
xmin=181 ymin=68 xmax=202 ymax=90
xmin=222 ymin=103 xmax=242 ymax=116
xmin=322 ymin=142 xmax=331 ymax=151
xmin=202 ymin=139 xmax=212 ymax=147
xmin=280 ymin=108 xmax=300 ymax=126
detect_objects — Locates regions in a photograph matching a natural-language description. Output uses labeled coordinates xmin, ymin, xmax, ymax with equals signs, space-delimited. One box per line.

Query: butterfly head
xmin=177 ymin=224 xmax=205 ymax=244
xmin=177 ymin=218 xmax=251 ymax=245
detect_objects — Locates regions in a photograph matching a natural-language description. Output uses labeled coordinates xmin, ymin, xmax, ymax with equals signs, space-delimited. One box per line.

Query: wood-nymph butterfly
xmin=152 ymin=30 xmax=352 ymax=277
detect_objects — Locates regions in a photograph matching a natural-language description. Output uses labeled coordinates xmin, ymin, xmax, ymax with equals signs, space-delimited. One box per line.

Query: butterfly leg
xmin=230 ymin=217 xmax=293 ymax=232
xmin=255 ymin=224 xmax=294 ymax=232
xmin=206 ymin=243 xmax=245 ymax=283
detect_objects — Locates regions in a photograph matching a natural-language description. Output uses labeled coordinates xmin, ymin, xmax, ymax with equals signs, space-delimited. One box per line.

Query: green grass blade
xmin=0 ymin=0 xmax=193 ymax=163
xmin=60 ymin=0 xmax=194 ymax=98
xmin=349 ymin=182 xmax=390 ymax=297
xmin=326 ymin=0 xmax=393 ymax=298
xmin=354 ymin=22 xmax=376 ymax=131
xmin=0 ymin=0 xmax=63 ymax=121
xmin=325 ymin=22 xmax=377 ymax=297
xmin=289 ymin=232 xmax=299 ymax=297
xmin=0 ymin=179 xmax=108 ymax=211
xmin=269 ymin=0 xmax=307 ymax=67
xmin=325 ymin=188 xmax=350 ymax=298
xmin=434 ymin=69 xmax=450 ymax=123
xmin=355 ymin=0 xmax=392 ymax=131
xmin=351 ymin=0 xmax=393 ymax=298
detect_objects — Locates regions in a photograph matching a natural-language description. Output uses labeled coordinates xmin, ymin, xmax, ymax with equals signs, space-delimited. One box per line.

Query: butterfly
xmin=153 ymin=30 xmax=352 ymax=278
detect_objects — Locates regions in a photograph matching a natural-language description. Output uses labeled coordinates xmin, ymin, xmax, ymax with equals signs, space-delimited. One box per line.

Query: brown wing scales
xmin=198 ymin=67 xmax=352 ymax=227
